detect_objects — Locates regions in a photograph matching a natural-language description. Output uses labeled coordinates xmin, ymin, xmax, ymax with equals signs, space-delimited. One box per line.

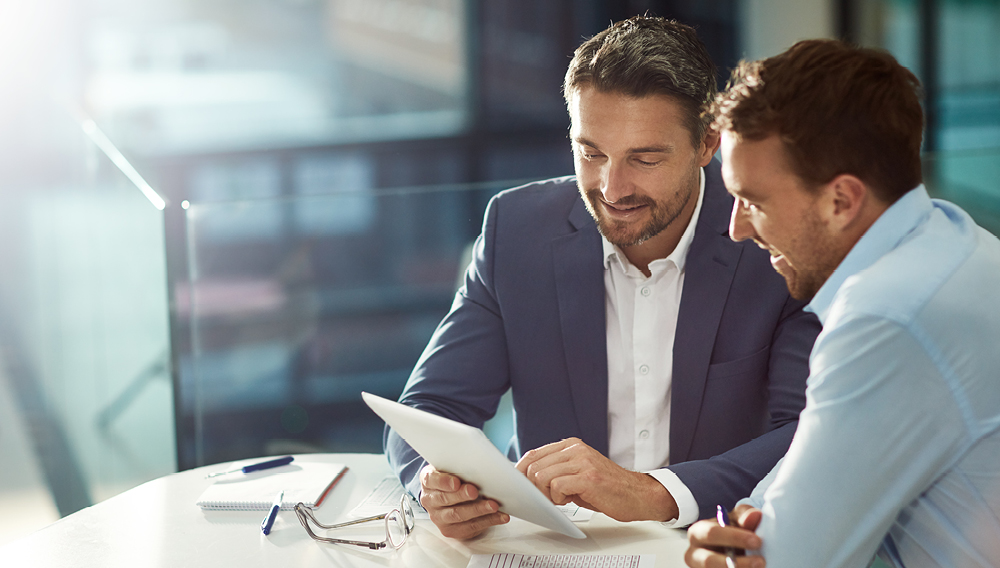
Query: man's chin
xmin=599 ymin=228 xmax=649 ymax=248
xmin=775 ymin=267 xmax=803 ymax=300
xmin=596 ymin=217 xmax=659 ymax=248
xmin=779 ymin=270 xmax=822 ymax=302
xmin=597 ymin=224 xmax=633 ymax=246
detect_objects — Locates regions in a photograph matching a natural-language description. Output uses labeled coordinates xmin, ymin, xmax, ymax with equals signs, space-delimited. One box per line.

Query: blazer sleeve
xmin=383 ymin=193 xmax=512 ymax=499
xmin=667 ymin=293 xmax=820 ymax=521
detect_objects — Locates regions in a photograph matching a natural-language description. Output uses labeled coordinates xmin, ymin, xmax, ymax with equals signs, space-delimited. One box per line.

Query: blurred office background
xmin=0 ymin=0 xmax=997 ymax=545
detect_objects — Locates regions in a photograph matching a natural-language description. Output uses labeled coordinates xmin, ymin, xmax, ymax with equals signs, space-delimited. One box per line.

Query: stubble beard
xmin=778 ymin=208 xmax=842 ymax=301
xmin=582 ymin=168 xmax=697 ymax=248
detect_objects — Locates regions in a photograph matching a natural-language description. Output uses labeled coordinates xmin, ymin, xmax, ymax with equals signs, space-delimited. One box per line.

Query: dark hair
xmin=711 ymin=39 xmax=923 ymax=203
xmin=564 ymin=16 xmax=718 ymax=146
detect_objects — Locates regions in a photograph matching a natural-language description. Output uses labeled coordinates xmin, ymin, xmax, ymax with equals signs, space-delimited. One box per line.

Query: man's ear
xmin=698 ymin=129 xmax=721 ymax=167
xmin=822 ymin=174 xmax=868 ymax=231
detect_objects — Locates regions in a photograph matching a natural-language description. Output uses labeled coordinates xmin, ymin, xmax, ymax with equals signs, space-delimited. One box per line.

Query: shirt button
xmin=639 ymin=430 xmax=650 ymax=440
xmin=640 ymin=286 xmax=651 ymax=297
xmin=639 ymin=364 xmax=650 ymax=375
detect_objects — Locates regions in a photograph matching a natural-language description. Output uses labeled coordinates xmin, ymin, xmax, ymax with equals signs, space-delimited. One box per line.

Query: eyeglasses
xmin=294 ymin=494 xmax=415 ymax=550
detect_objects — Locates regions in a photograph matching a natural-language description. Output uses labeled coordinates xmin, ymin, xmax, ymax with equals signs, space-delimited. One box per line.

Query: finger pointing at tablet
xmin=419 ymin=464 xmax=510 ymax=539
xmin=516 ymin=438 xmax=679 ymax=523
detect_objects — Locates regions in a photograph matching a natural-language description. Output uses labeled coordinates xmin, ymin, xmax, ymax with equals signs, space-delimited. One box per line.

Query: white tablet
xmin=362 ymin=392 xmax=587 ymax=539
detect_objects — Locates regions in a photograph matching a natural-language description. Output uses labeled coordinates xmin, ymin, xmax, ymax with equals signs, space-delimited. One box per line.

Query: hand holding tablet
xmin=419 ymin=463 xmax=510 ymax=539
xmin=362 ymin=392 xmax=587 ymax=539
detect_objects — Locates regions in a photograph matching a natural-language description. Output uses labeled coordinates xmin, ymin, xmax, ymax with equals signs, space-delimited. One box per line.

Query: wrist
xmin=642 ymin=472 xmax=678 ymax=522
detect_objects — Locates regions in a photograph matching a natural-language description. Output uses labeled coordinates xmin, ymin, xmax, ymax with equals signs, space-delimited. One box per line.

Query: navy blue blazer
xmin=385 ymin=161 xmax=820 ymax=520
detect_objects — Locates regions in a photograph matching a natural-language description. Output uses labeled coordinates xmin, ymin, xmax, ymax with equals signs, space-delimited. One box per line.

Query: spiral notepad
xmin=196 ymin=461 xmax=347 ymax=510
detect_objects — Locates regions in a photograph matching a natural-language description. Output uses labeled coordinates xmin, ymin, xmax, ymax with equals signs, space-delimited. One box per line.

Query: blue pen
xmin=261 ymin=489 xmax=284 ymax=536
xmin=716 ymin=505 xmax=739 ymax=568
xmin=206 ymin=456 xmax=294 ymax=478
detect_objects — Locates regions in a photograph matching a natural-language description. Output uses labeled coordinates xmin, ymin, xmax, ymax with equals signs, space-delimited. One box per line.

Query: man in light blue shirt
xmin=685 ymin=40 xmax=1000 ymax=567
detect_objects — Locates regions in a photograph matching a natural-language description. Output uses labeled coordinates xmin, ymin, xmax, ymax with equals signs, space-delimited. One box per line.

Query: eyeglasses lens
xmin=386 ymin=509 xmax=407 ymax=549
xmin=401 ymin=497 xmax=415 ymax=531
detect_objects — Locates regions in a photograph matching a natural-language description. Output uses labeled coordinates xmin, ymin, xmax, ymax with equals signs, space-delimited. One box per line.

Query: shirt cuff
xmin=645 ymin=468 xmax=699 ymax=527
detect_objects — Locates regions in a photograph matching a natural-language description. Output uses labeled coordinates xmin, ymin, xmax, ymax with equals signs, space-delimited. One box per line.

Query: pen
xmin=716 ymin=505 xmax=739 ymax=568
xmin=206 ymin=456 xmax=294 ymax=478
xmin=261 ymin=489 xmax=284 ymax=536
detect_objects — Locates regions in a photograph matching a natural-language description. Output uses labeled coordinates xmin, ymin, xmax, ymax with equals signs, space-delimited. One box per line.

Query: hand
xmin=685 ymin=504 xmax=764 ymax=568
xmin=418 ymin=464 xmax=510 ymax=539
xmin=515 ymin=437 xmax=678 ymax=522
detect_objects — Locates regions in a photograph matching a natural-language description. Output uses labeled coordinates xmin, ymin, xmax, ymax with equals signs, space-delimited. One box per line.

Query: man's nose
xmin=729 ymin=199 xmax=755 ymax=242
xmin=600 ymin=161 xmax=632 ymax=203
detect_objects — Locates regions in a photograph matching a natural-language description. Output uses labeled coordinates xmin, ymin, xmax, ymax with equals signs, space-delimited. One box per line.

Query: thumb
xmin=735 ymin=507 xmax=763 ymax=532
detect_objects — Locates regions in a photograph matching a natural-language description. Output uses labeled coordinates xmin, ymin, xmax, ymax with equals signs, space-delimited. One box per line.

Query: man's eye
xmin=636 ymin=159 xmax=660 ymax=167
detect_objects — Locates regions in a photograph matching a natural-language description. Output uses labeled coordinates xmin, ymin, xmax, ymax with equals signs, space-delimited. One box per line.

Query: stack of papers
xmin=468 ymin=554 xmax=654 ymax=567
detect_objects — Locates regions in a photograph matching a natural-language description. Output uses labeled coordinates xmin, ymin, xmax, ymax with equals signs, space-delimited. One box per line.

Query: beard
xmin=581 ymin=169 xmax=697 ymax=248
xmin=780 ymin=255 xmax=839 ymax=301
xmin=773 ymin=208 xmax=842 ymax=301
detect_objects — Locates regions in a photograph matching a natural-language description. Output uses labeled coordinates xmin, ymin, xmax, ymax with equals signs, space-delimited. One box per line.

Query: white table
xmin=0 ymin=453 xmax=690 ymax=567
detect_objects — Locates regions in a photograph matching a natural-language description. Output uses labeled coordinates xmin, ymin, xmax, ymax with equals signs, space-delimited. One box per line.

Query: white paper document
xmin=555 ymin=503 xmax=595 ymax=522
xmin=349 ymin=475 xmax=429 ymax=519
xmin=467 ymin=553 xmax=655 ymax=568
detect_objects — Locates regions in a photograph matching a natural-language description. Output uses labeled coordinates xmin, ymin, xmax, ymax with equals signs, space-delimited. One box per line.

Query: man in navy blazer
xmin=385 ymin=17 xmax=819 ymax=539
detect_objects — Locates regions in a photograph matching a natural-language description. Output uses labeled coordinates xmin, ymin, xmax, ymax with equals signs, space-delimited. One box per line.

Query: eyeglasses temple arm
xmin=295 ymin=508 xmax=387 ymax=550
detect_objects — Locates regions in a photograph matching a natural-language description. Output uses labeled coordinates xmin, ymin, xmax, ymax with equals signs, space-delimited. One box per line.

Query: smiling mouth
xmin=599 ymin=201 xmax=648 ymax=222
xmin=753 ymin=241 xmax=788 ymax=269
xmin=603 ymin=200 xmax=647 ymax=212
xmin=599 ymin=194 xmax=654 ymax=218
xmin=769 ymin=252 xmax=793 ymax=274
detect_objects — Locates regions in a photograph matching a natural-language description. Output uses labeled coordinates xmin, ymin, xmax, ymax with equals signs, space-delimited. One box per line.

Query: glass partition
xmin=925 ymin=147 xmax=1000 ymax=236
xmin=174 ymin=180 xmax=520 ymax=469
xmin=0 ymin=104 xmax=174 ymax=543
xmin=850 ymin=0 xmax=1000 ymax=152
xmin=81 ymin=0 xmax=470 ymax=156
xmin=173 ymin=147 xmax=1000 ymax=471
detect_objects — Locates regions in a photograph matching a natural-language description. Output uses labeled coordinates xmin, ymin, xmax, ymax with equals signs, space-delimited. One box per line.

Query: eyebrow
xmin=731 ymin=186 xmax=763 ymax=203
xmin=574 ymin=136 xmax=675 ymax=155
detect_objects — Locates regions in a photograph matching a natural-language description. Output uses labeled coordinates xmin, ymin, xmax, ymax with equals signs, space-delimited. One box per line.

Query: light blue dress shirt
xmin=741 ymin=186 xmax=1000 ymax=567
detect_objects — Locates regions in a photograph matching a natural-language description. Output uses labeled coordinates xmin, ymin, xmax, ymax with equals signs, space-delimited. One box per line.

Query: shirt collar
xmin=602 ymin=167 xmax=706 ymax=274
xmin=807 ymin=185 xmax=933 ymax=323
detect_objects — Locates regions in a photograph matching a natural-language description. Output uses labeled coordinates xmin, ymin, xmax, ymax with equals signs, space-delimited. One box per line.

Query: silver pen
xmin=716 ymin=505 xmax=739 ymax=568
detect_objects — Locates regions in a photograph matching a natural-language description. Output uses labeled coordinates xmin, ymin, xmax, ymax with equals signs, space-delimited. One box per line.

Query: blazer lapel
xmin=670 ymin=164 xmax=744 ymax=463
xmin=552 ymin=197 xmax=609 ymax=456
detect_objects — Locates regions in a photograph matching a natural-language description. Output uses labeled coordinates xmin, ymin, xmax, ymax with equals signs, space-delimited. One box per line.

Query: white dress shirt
xmin=602 ymin=168 xmax=704 ymax=527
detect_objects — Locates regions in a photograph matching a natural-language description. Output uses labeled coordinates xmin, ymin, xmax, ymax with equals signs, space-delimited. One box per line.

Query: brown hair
xmin=711 ymin=39 xmax=923 ymax=203
xmin=565 ymin=16 xmax=717 ymax=147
